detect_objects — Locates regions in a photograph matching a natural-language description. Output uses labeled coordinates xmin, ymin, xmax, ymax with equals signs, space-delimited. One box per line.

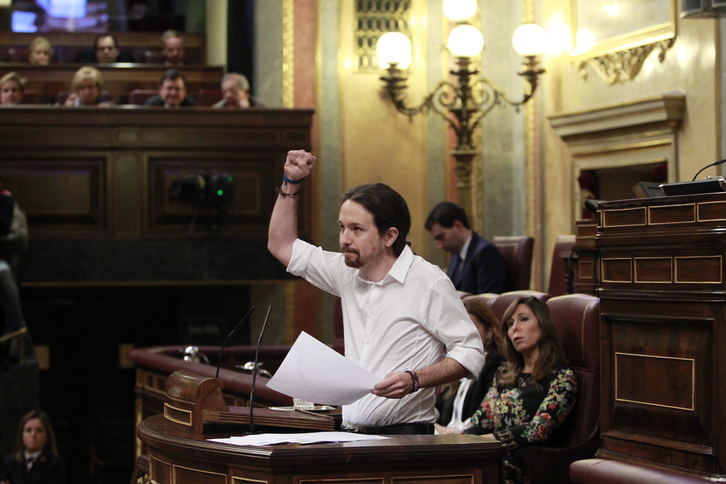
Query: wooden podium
xmin=595 ymin=193 xmax=726 ymax=478
xmin=136 ymin=371 xmax=507 ymax=484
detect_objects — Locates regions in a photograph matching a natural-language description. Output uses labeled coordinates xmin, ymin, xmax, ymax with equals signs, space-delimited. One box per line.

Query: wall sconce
xmin=378 ymin=0 xmax=547 ymax=215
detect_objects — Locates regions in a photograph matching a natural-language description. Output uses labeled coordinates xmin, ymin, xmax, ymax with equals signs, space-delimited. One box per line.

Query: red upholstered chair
xmin=21 ymin=89 xmax=37 ymax=104
xmin=514 ymin=293 xmax=601 ymax=484
xmin=570 ymin=458 xmax=713 ymax=484
xmin=128 ymin=89 xmax=158 ymax=105
xmin=493 ymin=235 xmax=534 ymax=291
xmin=197 ymin=89 xmax=223 ymax=106
xmin=143 ymin=50 xmax=165 ymax=64
xmin=464 ymin=290 xmax=550 ymax=323
xmin=6 ymin=47 xmax=28 ymax=62
xmin=547 ymin=235 xmax=576 ymax=296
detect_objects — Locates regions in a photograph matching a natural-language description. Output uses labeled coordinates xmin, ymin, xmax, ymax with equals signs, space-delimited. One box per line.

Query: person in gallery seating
xmin=425 ymin=201 xmax=510 ymax=295
xmin=144 ymin=69 xmax=197 ymax=108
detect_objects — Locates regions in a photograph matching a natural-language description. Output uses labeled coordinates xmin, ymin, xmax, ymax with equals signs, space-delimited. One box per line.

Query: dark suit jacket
xmin=437 ymin=352 xmax=506 ymax=426
xmin=1 ymin=452 xmax=67 ymax=484
xmin=447 ymin=232 xmax=510 ymax=294
xmin=144 ymin=95 xmax=198 ymax=107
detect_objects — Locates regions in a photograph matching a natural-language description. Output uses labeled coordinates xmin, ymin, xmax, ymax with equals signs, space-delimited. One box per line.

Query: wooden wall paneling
xmin=113 ymin=151 xmax=144 ymax=236
xmin=0 ymin=107 xmax=313 ymax=284
xmin=0 ymin=154 xmax=109 ymax=235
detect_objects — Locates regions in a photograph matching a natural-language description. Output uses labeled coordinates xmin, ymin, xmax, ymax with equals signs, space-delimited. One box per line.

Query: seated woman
xmin=28 ymin=37 xmax=53 ymax=65
xmin=0 ymin=409 xmax=67 ymax=484
xmin=462 ymin=296 xmax=577 ymax=484
xmin=63 ymin=67 xmax=112 ymax=107
xmin=435 ymin=297 xmax=505 ymax=434
xmin=0 ymin=73 xmax=26 ymax=106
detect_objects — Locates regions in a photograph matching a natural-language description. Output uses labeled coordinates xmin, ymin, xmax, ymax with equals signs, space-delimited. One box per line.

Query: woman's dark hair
xmin=342 ymin=183 xmax=410 ymax=256
xmin=14 ymin=409 xmax=59 ymax=461
xmin=497 ymin=296 xmax=567 ymax=389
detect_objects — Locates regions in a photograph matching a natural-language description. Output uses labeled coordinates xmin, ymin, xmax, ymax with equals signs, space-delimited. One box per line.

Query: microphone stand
xmin=692 ymin=158 xmax=726 ymax=181
xmin=249 ymin=305 xmax=272 ymax=435
xmin=215 ymin=307 xmax=255 ymax=379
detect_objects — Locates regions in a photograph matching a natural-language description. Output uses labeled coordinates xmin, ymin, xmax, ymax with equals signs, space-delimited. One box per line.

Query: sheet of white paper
xmin=266 ymin=331 xmax=383 ymax=405
xmin=208 ymin=431 xmax=389 ymax=447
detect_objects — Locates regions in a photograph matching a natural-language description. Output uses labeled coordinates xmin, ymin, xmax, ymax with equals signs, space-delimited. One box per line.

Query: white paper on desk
xmin=266 ymin=331 xmax=383 ymax=405
xmin=208 ymin=431 xmax=389 ymax=447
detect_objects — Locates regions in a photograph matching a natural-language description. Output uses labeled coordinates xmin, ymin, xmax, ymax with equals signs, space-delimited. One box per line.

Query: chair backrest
xmin=128 ymin=89 xmax=158 ymax=105
xmin=547 ymin=235 xmax=576 ymax=297
xmin=6 ymin=47 xmax=28 ymax=62
xmin=198 ymin=89 xmax=222 ymax=106
xmin=492 ymin=235 xmax=534 ymax=291
xmin=546 ymin=294 xmax=600 ymax=446
xmin=464 ymin=290 xmax=551 ymax=324
xmin=143 ymin=50 xmax=165 ymax=64
xmin=21 ymin=89 xmax=37 ymax=104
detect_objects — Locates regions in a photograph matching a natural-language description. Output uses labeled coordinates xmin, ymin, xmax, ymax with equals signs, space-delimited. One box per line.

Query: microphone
xmin=692 ymin=158 xmax=726 ymax=181
xmin=249 ymin=305 xmax=272 ymax=434
xmin=215 ymin=306 xmax=255 ymax=379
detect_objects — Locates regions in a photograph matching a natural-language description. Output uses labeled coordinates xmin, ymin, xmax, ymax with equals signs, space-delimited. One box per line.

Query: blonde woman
xmin=28 ymin=37 xmax=53 ymax=65
xmin=0 ymin=72 xmax=25 ymax=105
xmin=64 ymin=67 xmax=112 ymax=107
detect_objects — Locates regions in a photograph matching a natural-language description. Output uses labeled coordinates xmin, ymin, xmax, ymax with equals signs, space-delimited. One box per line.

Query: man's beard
xmin=342 ymin=248 xmax=363 ymax=268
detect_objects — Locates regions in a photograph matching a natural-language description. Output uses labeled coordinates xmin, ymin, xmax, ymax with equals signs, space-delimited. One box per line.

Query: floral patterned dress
xmin=463 ymin=366 xmax=577 ymax=484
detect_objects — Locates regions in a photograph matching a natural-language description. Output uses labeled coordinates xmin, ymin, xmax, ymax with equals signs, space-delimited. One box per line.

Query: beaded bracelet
xmin=283 ymin=174 xmax=301 ymax=185
xmin=405 ymin=369 xmax=419 ymax=394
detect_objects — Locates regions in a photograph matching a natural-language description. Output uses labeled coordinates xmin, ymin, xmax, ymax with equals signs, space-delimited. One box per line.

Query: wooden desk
xmin=0 ymin=63 xmax=223 ymax=104
xmin=596 ymin=193 xmax=726 ymax=478
xmin=138 ymin=414 xmax=507 ymax=484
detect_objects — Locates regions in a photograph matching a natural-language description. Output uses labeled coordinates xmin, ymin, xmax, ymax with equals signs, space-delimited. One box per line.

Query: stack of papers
xmin=209 ymin=431 xmax=389 ymax=446
xmin=266 ymin=332 xmax=383 ymax=405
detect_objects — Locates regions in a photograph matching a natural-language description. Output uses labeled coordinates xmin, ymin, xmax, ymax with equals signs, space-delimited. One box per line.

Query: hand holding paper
xmin=266 ymin=331 xmax=383 ymax=405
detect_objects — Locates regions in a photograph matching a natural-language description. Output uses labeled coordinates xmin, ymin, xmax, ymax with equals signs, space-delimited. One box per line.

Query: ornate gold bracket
xmin=575 ymin=38 xmax=676 ymax=84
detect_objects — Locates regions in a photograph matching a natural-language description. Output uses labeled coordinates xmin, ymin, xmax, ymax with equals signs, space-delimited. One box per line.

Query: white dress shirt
xmin=288 ymin=239 xmax=485 ymax=430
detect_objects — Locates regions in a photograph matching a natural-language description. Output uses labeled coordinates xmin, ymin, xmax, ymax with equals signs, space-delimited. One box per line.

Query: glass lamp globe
xmin=447 ymin=24 xmax=484 ymax=58
xmin=443 ymin=0 xmax=478 ymax=21
xmin=512 ymin=23 xmax=548 ymax=56
xmin=376 ymin=32 xmax=412 ymax=69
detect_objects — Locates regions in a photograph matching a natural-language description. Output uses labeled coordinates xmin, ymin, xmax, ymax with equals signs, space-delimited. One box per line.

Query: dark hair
xmin=425 ymin=201 xmax=470 ymax=231
xmin=94 ymin=33 xmax=118 ymax=50
xmin=160 ymin=69 xmax=186 ymax=85
xmin=14 ymin=409 xmax=59 ymax=461
xmin=342 ymin=183 xmax=410 ymax=257
xmin=498 ymin=296 xmax=567 ymax=389
xmin=463 ymin=297 xmax=503 ymax=356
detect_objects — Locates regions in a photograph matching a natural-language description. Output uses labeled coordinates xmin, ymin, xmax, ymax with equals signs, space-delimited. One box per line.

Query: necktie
xmin=25 ymin=457 xmax=34 ymax=477
xmin=450 ymin=256 xmax=464 ymax=286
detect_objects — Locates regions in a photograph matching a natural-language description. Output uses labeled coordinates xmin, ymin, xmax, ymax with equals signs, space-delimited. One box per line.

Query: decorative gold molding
xmin=575 ymin=39 xmax=676 ymax=84
xmin=282 ymin=0 xmax=294 ymax=108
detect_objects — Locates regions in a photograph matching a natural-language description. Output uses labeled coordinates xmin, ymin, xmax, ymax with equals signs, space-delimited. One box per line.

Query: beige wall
xmin=540 ymin=0 xmax=719 ymax=283
xmin=337 ymin=1 xmax=433 ymax=258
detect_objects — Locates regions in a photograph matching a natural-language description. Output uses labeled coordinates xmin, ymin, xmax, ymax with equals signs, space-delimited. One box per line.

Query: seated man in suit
xmin=425 ymin=201 xmax=510 ymax=294
xmin=161 ymin=30 xmax=186 ymax=65
xmin=74 ymin=33 xmax=135 ymax=63
xmin=144 ymin=69 xmax=197 ymax=108
xmin=212 ymin=73 xmax=265 ymax=108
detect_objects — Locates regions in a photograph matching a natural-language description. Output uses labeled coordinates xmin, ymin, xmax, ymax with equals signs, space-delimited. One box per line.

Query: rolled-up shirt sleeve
xmin=424 ymin=278 xmax=485 ymax=379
